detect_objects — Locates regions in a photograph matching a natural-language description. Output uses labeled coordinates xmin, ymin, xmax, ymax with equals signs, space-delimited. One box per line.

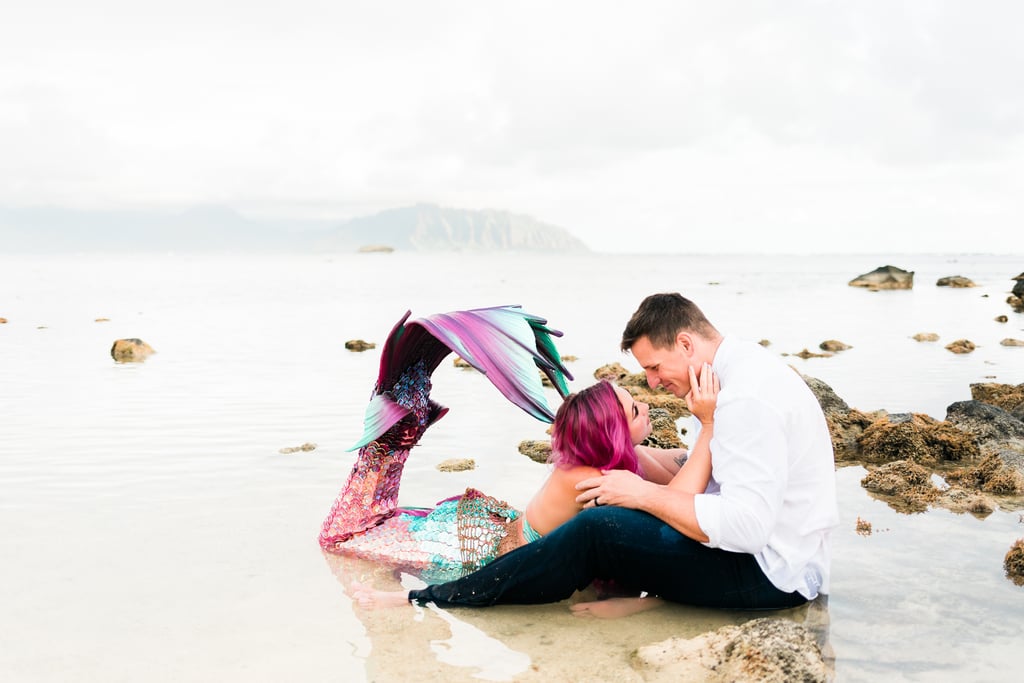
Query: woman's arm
xmin=634 ymin=445 xmax=687 ymax=484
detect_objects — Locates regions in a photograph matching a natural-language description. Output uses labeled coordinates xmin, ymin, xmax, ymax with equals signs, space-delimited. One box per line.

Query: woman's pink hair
xmin=550 ymin=380 xmax=641 ymax=475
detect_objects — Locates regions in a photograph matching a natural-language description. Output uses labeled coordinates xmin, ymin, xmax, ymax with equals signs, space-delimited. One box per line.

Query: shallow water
xmin=1 ymin=251 xmax=1022 ymax=681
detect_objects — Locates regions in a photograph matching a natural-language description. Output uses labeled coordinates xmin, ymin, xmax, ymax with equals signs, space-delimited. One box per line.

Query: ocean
xmin=1 ymin=251 xmax=1022 ymax=682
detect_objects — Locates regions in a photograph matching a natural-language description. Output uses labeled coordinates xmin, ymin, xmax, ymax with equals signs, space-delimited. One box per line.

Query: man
xmin=356 ymin=292 xmax=839 ymax=610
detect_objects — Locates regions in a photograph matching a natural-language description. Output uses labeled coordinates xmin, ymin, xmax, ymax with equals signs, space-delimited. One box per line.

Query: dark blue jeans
xmin=408 ymin=506 xmax=807 ymax=609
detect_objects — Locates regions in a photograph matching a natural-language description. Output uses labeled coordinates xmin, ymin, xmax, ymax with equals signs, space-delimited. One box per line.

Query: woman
xmin=333 ymin=380 xmax=655 ymax=577
xmin=350 ymin=365 xmax=720 ymax=610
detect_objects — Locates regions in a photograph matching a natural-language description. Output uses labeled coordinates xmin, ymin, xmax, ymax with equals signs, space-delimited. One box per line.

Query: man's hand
xmin=575 ymin=469 xmax=655 ymax=509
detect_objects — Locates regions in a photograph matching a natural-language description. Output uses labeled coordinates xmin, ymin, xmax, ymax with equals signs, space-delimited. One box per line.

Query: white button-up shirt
xmin=693 ymin=335 xmax=839 ymax=598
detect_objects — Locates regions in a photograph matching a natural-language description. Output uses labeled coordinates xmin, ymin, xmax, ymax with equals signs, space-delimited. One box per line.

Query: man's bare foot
xmin=349 ymin=580 xmax=411 ymax=609
xmin=570 ymin=596 xmax=664 ymax=619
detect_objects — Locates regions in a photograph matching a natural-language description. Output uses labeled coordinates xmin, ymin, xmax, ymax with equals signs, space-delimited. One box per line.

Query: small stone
xmin=95 ymin=317 xmax=110 ymax=323
xmin=436 ymin=458 xmax=475 ymax=472
xmin=758 ymin=339 xmax=771 ymax=347
xmin=912 ymin=332 xmax=940 ymax=342
xmin=855 ymin=517 xmax=872 ymax=536
xmin=1000 ymin=338 xmax=1024 ymax=347
xmin=945 ymin=339 xmax=976 ymax=354
xmin=111 ymin=338 xmax=155 ymax=362
xmin=995 ymin=315 xmax=1009 ymax=323
xmin=279 ymin=442 xmax=317 ymax=454
xmin=936 ymin=275 xmax=976 ymax=288
xmin=344 ymin=339 xmax=376 ymax=352
xmin=819 ymin=340 xmax=852 ymax=352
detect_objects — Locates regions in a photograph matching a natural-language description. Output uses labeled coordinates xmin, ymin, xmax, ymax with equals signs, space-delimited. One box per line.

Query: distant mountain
xmin=0 ymin=203 xmax=589 ymax=253
xmin=317 ymin=203 xmax=589 ymax=252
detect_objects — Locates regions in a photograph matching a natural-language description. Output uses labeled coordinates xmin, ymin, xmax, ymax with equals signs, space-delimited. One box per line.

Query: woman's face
xmin=614 ymin=385 xmax=651 ymax=445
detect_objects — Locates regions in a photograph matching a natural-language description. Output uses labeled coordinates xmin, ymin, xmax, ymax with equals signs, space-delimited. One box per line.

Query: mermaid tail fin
xmin=319 ymin=305 xmax=571 ymax=550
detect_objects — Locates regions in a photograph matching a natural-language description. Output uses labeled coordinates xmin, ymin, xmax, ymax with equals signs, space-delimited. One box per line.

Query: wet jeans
xmin=408 ymin=506 xmax=807 ymax=609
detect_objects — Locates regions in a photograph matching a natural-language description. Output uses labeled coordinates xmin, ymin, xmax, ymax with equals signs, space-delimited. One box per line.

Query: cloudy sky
xmin=2 ymin=1 xmax=1021 ymax=253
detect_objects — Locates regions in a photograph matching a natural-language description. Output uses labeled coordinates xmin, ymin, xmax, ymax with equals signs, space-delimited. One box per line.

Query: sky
xmin=2 ymin=1 xmax=1021 ymax=253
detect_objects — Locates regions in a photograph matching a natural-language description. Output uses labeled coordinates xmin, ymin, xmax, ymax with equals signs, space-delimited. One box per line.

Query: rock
xmin=0 ymin=317 xmax=7 ymax=324
xmin=800 ymin=374 xmax=850 ymax=416
xmin=995 ymin=315 xmax=1009 ymax=323
xmin=518 ymin=440 xmax=552 ymax=464
xmin=1005 ymin=539 xmax=1024 ymax=586
xmin=110 ymin=338 xmax=155 ymax=362
xmin=453 ymin=356 xmax=474 ymax=369
xmin=593 ymin=362 xmax=631 ymax=382
xmin=560 ymin=355 xmax=578 ymax=362
xmin=278 ymin=442 xmax=317 ymax=454
xmin=944 ymin=339 xmax=976 ymax=354
xmin=94 ymin=317 xmax=110 ymax=322
xmin=1001 ymin=338 xmax=1024 ymax=347
xmin=936 ymin=275 xmax=976 ymax=287
xmin=912 ymin=332 xmax=940 ymax=342
xmin=1013 ymin=272 xmax=1024 ymax=297
xmin=344 ymin=339 xmax=376 ymax=352
xmin=357 ymin=245 xmax=394 ymax=253
xmin=758 ymin=339 xmax=772 ymax=347
xmin=947 ymin=399 xmax=1024 ymax=444
xmin=818 ymin=340 xmax=851 ymax=352
xmin=857 ymin=413 xmax=980 ymax=465
xmin=938 ymin=488 xmax=996 ymax=517
xmin=789 ymin=348 xmax=833 ymax=359
xmin=861 ymin=460 xmax=940 ymax=512
xmin=639 ymin=408 xmax=685 ymax=450
xmin=855 ymin=517 xmax=872 ymax=535
xmin=969 ymin=383 xmax=1024 ymax=416
xmin=1008 ymin=293 xmax=1024 ymax=312
xmin=630 ymin=617 xmax=828 ymax=683
xmin=945 ymin=453 xmax=1024 ymax=495
xmin=437 ymin=458 xmax=475 ymax=472
xmin=828 ymin=408 xmax=888 ymax=461
xmin=848 ymin=265 xmax=914 ymax=290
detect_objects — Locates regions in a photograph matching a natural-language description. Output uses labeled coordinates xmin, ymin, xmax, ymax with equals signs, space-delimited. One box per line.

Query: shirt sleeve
xmin=693 ymin=395 xmax=788 ymax=553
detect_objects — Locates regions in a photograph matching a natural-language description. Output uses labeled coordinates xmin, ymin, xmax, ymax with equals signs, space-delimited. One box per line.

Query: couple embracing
xmin=341 ymin=292 xmax=839 ymax=616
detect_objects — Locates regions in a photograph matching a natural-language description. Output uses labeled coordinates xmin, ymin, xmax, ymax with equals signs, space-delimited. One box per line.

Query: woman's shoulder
xmin=548 ymin=464 xmax=602 ymax=486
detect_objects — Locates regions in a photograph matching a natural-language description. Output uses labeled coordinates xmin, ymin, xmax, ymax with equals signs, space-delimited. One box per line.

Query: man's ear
xmin=675 ymin=331 xmax=693 ymax=355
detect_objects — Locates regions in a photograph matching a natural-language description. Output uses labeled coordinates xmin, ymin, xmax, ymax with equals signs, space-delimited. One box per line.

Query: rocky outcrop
xmin=593 ymin=363 xmax=690 ymax=419
xmin=970 ymin=383 xmax=1024 ymax=418
xmin=936 ymin=275 xmax=976 ymax=287
xmin=848 ymin=265 xmax=914 ymax=290
xmin=639 ymin=408 xmax=685 ymax=450
xmin=857 ymin=413 xmax=980 ymax=465
xmin=630 ymin=618 xmax=829 ymax=683
xmin=110 ymin=338 xmax=155 ymax=362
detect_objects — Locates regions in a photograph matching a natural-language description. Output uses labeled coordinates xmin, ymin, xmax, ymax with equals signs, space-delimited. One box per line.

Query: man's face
xmin=630 ymin=335 xmax=692 ymax=398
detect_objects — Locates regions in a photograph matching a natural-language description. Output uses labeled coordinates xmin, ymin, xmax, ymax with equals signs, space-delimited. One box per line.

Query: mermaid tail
xmin=319 ymin=305 xmax=571 ymax=554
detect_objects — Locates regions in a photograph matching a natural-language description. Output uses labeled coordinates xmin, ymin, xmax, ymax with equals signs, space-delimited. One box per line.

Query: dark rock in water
xmin=344 ymin=339 xmax=376 ymax=352
xmin=801 ymin=374 xmax=850 ymax=416
xmin=936 ymin=275 xmax=976 ymax=288
xmin=1013 ymin=272 xmax=1024 ymax=297
xmin=111 ymin=338 xmax=155 ymax=362
xmin=947 ymin=400 xmax=1024 ymax=443
xmin=848 ymin=265 xmax=914 ymax=290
